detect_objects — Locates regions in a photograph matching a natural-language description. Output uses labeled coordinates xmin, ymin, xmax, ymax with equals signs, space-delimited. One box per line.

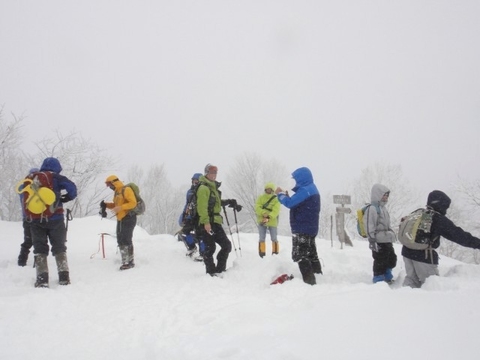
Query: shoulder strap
xmin=262 ymin=195 xmax=277 ymax=210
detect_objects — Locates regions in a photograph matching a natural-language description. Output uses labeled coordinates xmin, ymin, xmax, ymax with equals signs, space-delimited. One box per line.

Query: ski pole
xmin=65 ymin=208 xmax=73 ymax=242
xmin=222 ymin=205 xmax=238 ymax=256
xmin=232 ymin=207 xmax=242 ymax=256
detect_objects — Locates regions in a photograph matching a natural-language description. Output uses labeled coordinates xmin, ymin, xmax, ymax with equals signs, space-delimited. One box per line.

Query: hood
xmin=40 ymin=157 xmax=62 ymax=173
xmin=292 ymin=167 xmax=313 ymax=190
xmin=264 ymin=182 xmax=276 ymax=192
xmin=192 ymin=173 xmax=202 ymax=181
xmin=427 ymin=190 xmax=451 ymax=215
xmin=370 ymin=183 xmax=390 ymax=203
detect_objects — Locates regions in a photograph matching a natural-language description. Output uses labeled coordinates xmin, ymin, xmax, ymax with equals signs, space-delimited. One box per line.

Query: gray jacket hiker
xmin=363 ymin=183 xmax=397 ymax=283
xmin=364 ymin=183 xmax=395 ymax=244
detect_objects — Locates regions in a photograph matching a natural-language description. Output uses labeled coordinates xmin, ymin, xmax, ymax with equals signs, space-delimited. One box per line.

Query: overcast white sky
xmin=1 ymin=1 xmax=479 ymax=198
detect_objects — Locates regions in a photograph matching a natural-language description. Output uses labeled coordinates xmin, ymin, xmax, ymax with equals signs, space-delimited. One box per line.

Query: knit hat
xmin=29 ymin=167 xmax=39 ymax=174
xmin=192 ymin=173 xmax=202 ymax=180
xmin=204 ymin=163 xmax=218 ymax=175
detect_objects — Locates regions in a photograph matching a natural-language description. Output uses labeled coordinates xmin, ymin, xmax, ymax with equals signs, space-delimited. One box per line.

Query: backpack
xmin=356 ymin=203 xmax=380 ymax=238
xmin=182 ymin=182 xmax=216 ymax=229
xmin=122 ymin=182 xmax=146 ymax=215
xmin=18 ymin=171 xmax=58 ymax=219
xmin=398 ymin=208 xmax=436 ymax=250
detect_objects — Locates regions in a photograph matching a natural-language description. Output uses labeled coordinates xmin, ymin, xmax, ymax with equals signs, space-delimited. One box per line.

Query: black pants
xmin=292 ymin=234 xmax=321 ymax=285
xmin=20 ymin=220 xmax=33 ymax=252
xmin=116 ymin=213 xmax=137 ymax=247
xmin=372 ymin=242 xmax=397 ymax=276
xmin=31 ymin=218 xmax=67 ymax=256
xmin=202 ymin=223 xmax=232 ymax=274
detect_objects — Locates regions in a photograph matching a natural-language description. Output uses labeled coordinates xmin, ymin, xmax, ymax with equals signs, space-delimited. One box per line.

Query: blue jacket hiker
xmin=363 ymin=183 xmax=397 ymax=284
xmin=275 ymin=167 xmax=321 ymax=285
xmin=178 ymin=172 xmax=205 ymax=261
xmin=22 ymin=157 xmax=77 ymax=288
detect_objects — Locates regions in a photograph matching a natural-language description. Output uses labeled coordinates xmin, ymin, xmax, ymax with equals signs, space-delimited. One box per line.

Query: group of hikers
xmin=15 ymin=157 xmax=480 ymax=289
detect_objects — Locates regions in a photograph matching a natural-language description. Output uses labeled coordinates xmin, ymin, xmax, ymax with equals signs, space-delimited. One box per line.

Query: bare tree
xmin=0 ymin=107 xmax=29 ymax=221
xmin=131 ymin=164 xmax=184 ymax=235
xmin=29 ymin=131 xmax=114 ymax=217
xmin=225 ymin=152 xmax=290 ymax=234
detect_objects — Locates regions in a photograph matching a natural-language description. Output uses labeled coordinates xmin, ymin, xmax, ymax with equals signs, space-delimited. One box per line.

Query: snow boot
xmin=55 ymin=252 xmax=70 ymax=285
xmin=259 ymin=242 xmax=266 ymax=258
xmin=128 ymin=245 xmax=135 ymax=268
xmin=298 ymin=259 xmax=316 ymax=285
xmin=385 ymin=268 xmax=394 ymax=284
xmin=272 ymin=241 xmax=279 ymax=255
xmin=34 ymin=254 xmax=49 ymax=288
xmin=373 ymin=274 xmax=386 ymax=283
xmin=119 ymin=245 xmax=134 ymax=270
xmin=17 ymin=248 xmax=30 ymax=267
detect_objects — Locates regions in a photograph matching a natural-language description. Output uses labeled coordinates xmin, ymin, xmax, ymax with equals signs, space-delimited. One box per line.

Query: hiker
xmin=103 ymin=175 xmax=137 ymax=270
xmin=17 ymin=167 xmax=39 ymax=266
xmin=364 ymin=183 xmax=397 ymax=284
xmin=25 ymin=158 xmax=77 ymax=288
xmin=402 ymin=190 xmax=480 ymax=288
xmin=178 ymin=172 xmax=205 ymax=261
xmin=197 ymin=163 xmax=232 ymax=276
xmin=275 ymin=167 xmax=321 ymax=285
xmin=255 ymin=182 xmax=281 ymax=257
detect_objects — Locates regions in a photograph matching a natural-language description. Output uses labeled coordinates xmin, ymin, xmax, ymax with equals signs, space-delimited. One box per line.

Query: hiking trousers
xmin=117 ymin=212 xmax=137 ymax=247
xmin=372 ymin=242 xmax=397 ymax=276
xmin=202 ymin=224 xmax=231 ymax=275
xmin=31 ymin=218 xmax=67 ymax=256
xmin=403 ymin=256 xmax=439 ymax=288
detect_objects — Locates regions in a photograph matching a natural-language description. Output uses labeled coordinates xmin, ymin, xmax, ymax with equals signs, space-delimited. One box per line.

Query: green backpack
xmin=122 ymin=183 xmax=146 ymax=215
xmin=356 ymin=203 xmax=380 ymax=238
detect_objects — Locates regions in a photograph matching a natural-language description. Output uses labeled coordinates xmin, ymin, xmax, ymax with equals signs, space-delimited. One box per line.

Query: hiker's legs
xmin=292 ymin=234 xmax=316 ymax=285
xmin=213 ymin=225 xmax=231 ymax=273
xmin=403 ymin=257 xmax=438 ymax=288
xmin=258 ymin=224 xmax=267 ymax=257
xmin=18 ymin=220 xmax=33 ymax=266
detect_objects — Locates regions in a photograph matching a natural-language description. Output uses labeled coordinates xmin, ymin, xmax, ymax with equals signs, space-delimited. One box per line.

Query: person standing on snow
xmin=255 ymin=182 xmax=281 ymax=257
xmin=17 ymin=167 xmax=39 ymax=266
xmin=364 ymin=183 xmax=397 ymax=284
xmin=275 ymin=167 xmax=321 ymax=285
xmin=103 ymin=175 xmax=137 ymax=271
xmin=197 ymin=163 xmax=232 ymax=276
xmin=402 ymin=190 xmax=480 ymax=288
xmin=178 ymin=172 xmax=205 ymax=261
xmin=26 ymin=157 xmax=77 ymax=288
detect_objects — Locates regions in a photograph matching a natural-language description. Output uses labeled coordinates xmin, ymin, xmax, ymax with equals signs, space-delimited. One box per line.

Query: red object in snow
xmin=270 ymin=274 xmax=294 ymax=285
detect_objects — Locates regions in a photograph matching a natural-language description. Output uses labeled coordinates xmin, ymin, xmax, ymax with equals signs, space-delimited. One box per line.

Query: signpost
xmin=333 ymin=195 xmax=352 ymax=248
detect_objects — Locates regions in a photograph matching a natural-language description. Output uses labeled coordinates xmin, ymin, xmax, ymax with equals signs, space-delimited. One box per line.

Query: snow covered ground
xmin=1 ymin=216 xmax=480 ymax=360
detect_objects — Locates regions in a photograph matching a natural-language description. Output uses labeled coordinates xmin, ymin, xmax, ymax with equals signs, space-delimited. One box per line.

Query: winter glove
xmin=368 ymin=239 xmax=379 ymax=252
xmin=99 ymin=200 xmax=107 ymax=218
xmin=60 ymin=194 xmax=72 ymax=203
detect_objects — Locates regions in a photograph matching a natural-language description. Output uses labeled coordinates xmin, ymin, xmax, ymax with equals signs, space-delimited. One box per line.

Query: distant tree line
xmin=1 ymin=107 xmax=479 ymax=263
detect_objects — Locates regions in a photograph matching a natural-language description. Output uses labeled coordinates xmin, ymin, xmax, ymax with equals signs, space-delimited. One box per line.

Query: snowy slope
xmin=1 ymin=217 xmax=480 ymax=360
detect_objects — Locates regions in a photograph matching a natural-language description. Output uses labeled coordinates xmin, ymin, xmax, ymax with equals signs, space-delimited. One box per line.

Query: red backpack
xmin=20 ymin=171 xmax=58 ymax=220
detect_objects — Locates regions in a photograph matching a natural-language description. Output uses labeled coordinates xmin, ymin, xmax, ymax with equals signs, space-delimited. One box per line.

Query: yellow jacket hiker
xmin=104 ymin=175 xmax=137 ymax=270
xmin=255 ymin=182 xmax=281 ymax=257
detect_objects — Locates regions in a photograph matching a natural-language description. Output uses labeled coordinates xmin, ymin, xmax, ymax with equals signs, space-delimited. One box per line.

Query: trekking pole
xmin=232 ymin=207 xmax=242 ymax=256
xmin=222 ymin=205 xmax=238 ymax=257
xmin=65 ymin=208 xmax=73 ymax=242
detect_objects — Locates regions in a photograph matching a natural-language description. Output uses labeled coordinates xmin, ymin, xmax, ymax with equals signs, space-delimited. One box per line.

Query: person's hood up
xmin=40 ymin=157 xmax=62 ymax=173
xmin=292 ymin=167 xmax=313 ymax=190
xmin=370 ymin=183 xmax=390 ymax=204
xmin=264 ymin=182 xmax=276 ymax=192
xmin=427 ymin=190 xmax=451 ymax=215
